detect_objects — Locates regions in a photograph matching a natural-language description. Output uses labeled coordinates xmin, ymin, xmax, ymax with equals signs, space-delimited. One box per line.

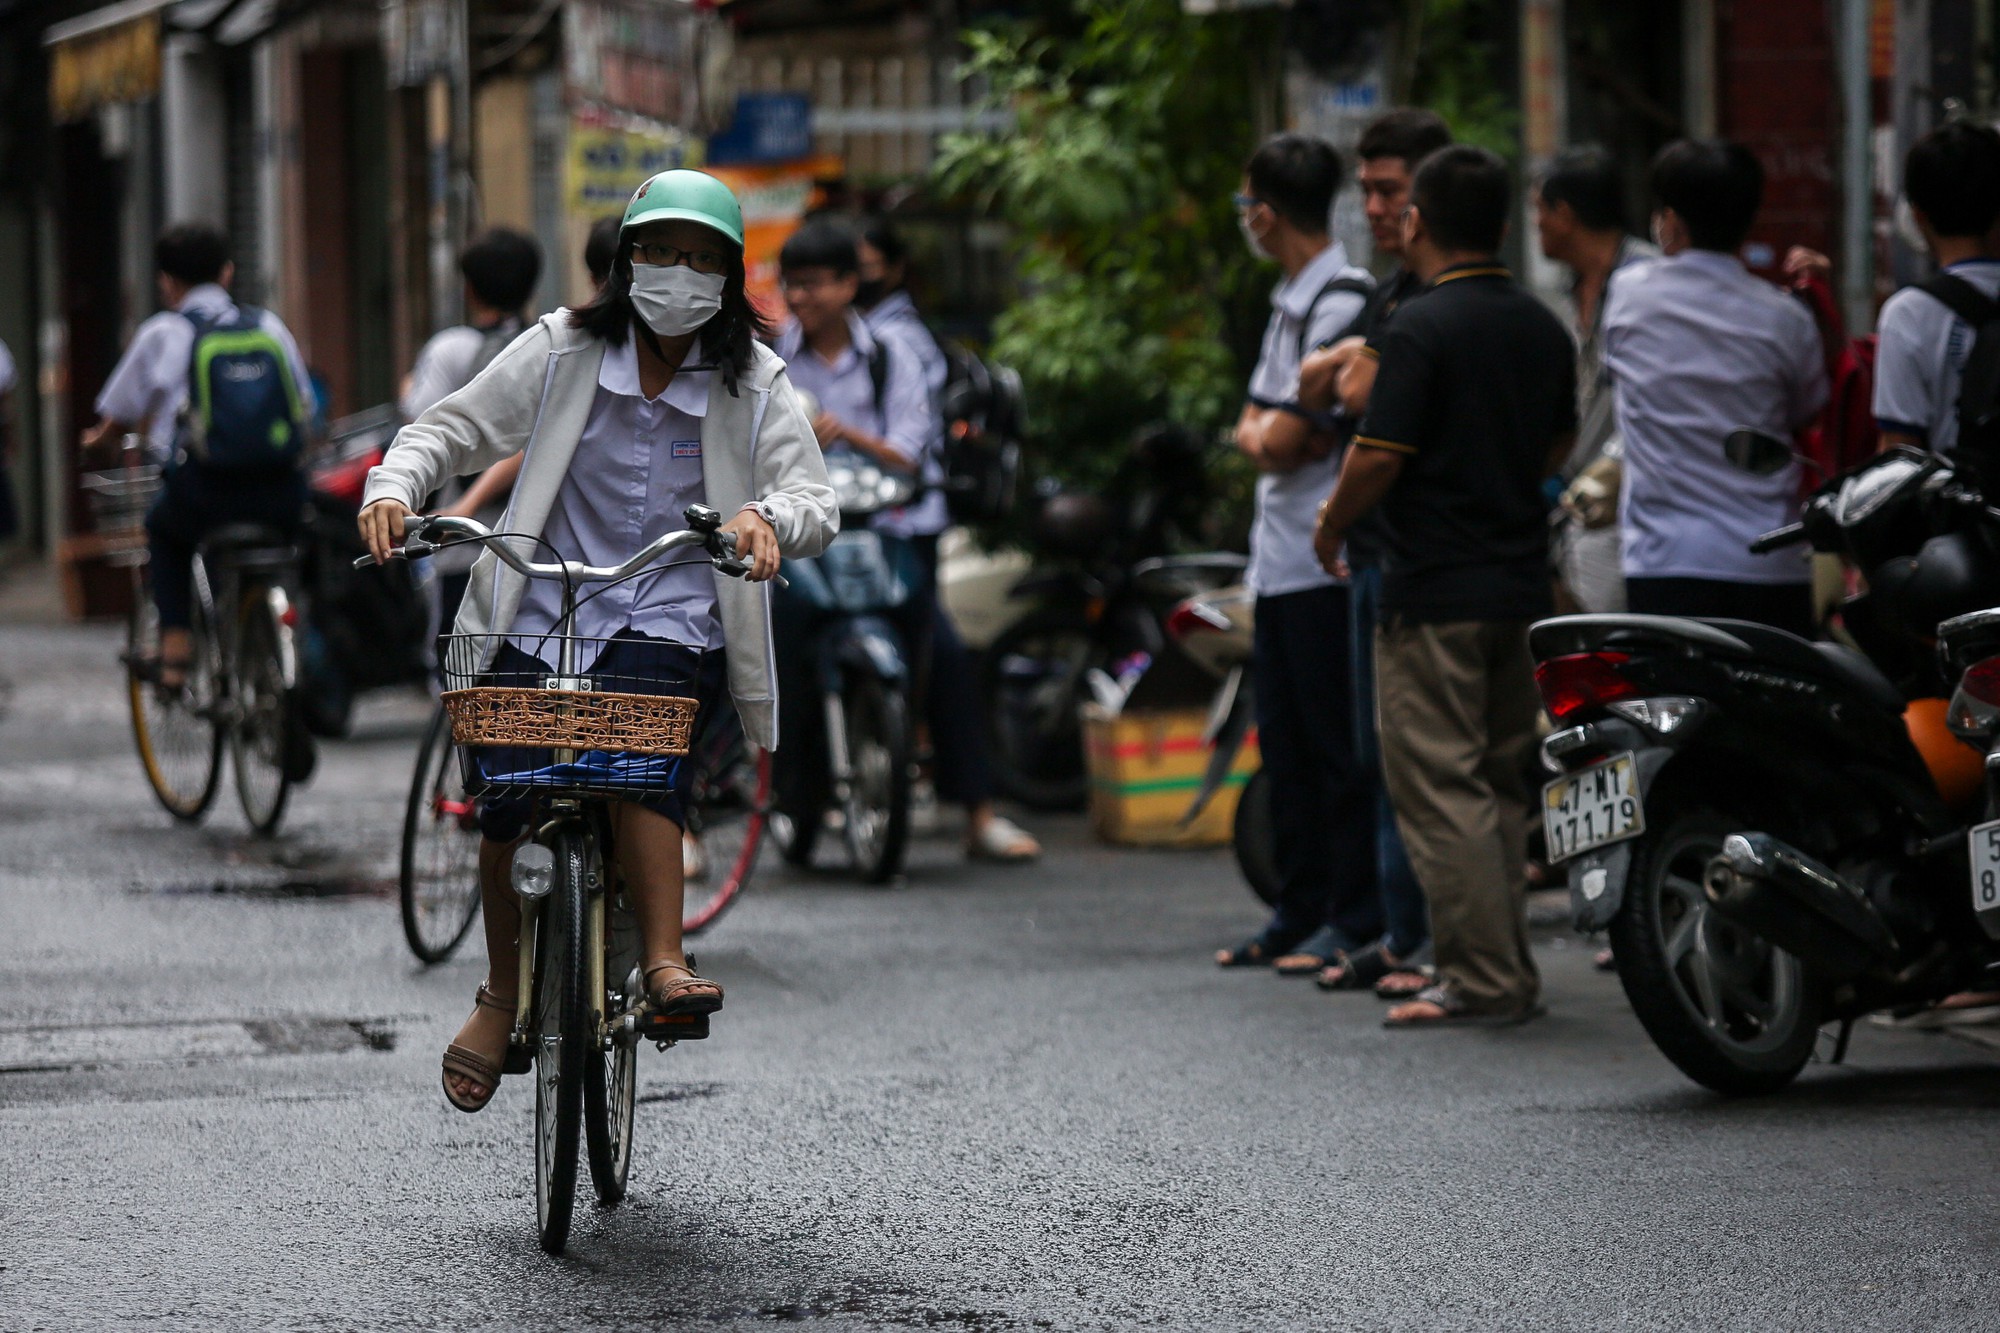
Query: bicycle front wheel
xmin=126 ymin=587 xmax=222 ymax=821
xmin=585 ymin=891 xmax=639 ymax=1205
xmin=231 ymin=593 xmax=292 ymax=834
xmin=683 ymin=718 xmax=770 ymax=934
xmin=400 ymin=706 xmax=482 ymax=963
xmin=534 ymin=829 xmax=590 ymax=1255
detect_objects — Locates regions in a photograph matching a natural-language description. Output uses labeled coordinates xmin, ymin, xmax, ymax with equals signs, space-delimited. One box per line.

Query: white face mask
xmin=1238 ymin=212 xmax=1274 ymax=262
xmin=629 ymin=263 xmax=726 ymax=336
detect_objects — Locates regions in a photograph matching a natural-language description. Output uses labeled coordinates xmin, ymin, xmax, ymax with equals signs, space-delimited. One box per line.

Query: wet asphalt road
xmin=2 ymin=618 xmax=1998 ymax=1332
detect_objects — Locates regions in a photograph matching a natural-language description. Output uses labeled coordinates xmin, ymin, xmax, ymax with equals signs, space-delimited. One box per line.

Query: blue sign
xmin=706 ymin=93 xmax=814 ymax=166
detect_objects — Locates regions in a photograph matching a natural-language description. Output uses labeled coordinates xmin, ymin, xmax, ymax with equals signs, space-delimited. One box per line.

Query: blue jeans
xmin=1349 ymin=564 xmax=1429 ymax=959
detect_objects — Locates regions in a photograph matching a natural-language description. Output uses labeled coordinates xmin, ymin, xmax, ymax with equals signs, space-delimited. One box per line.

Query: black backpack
xmin=1916 ymin=274 xmax=2000 ymax=472
xmin=860 ymin=334 xmax=1023 ymax=525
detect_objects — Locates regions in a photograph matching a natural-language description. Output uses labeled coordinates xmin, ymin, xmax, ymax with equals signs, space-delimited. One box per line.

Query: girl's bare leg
xmin=443 ymin=836 xmax=523 ymax=1103
xmin=615 ymin=802 xmax=723 ymax=1009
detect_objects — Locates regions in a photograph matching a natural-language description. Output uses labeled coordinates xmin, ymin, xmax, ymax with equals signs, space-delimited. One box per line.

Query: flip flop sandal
xmin=1273 ymin=926 xmax=1348 ymax=976
xmin=1384 ymin=985 xmax=1543 ymax=1029
xmin=1215 ymin=932 xmax=1297 ymax=968
xmin=1374 ymin=966 xmax=1435 ymax=1000
xmin=646 ymin=956 xmax=724 ymax=1016
xmin=1315 ymin=943 xmax=1398 ymax=991
xmin=441 ymin=984 xmax=516 ymax=1114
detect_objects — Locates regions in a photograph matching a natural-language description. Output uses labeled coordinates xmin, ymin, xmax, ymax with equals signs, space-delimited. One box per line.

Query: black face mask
xmin=856 ymin=277 xmax=889 ymax=309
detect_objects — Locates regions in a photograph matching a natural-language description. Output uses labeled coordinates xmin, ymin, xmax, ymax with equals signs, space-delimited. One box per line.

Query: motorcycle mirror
xmin=1724 ymin=428 xmax=1796 ymax=477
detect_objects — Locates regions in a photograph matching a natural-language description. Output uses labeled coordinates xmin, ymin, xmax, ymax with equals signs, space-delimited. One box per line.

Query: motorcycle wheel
xmin=1609 ymin=802 xmax=1822 ymax=1095
xmin=981 ymin=608 xmax=1101 ymax=811
xmin=842 ymin=676 xmax=912 ymax=884
xmin=1232 ymin=768 xmax=1280 ymax=908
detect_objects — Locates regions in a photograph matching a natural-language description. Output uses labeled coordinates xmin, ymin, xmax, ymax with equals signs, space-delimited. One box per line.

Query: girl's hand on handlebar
xmin=359 ymin=499 xmax=414 ymax=565
xmin=719 ymin=509 xmax=780 ymax=582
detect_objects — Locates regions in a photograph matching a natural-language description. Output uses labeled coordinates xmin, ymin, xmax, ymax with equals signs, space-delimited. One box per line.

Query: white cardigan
xmin=363 ymin=313 xmax=838 ymax=749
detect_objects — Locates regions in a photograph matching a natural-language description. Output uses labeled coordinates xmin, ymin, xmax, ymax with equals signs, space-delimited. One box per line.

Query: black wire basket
xmin=440 ymin=631 xmax=704 ymax=799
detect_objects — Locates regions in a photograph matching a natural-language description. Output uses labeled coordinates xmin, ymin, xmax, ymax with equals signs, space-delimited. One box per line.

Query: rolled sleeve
xmin=1871 ymin=292 xmax=1935 ymax=438
xmin=876 ymin=331 xmax=934 ymax=467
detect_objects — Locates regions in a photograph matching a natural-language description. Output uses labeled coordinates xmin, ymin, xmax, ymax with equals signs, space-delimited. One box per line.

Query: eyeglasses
xmin=1233 ymin=193 xmax=1262 ymax=211
xmin=629 ymin=241 xmax=728 ymax=274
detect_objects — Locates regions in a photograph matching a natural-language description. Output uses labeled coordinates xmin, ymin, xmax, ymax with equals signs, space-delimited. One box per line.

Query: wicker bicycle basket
xmin=440 ymin=686 xmax=697 ymax=757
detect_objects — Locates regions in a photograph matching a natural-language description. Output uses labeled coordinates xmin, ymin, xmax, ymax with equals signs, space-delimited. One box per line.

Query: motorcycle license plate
xmin=1968 ymin=819 xmax=2000 ymax=917
xmin=1543 ymin=753 xmax=1643 ymax=864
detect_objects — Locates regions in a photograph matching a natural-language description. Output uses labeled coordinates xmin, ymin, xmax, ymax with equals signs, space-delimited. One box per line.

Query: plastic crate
xmin=1081 ymin=703 xmax=1259 ymax=848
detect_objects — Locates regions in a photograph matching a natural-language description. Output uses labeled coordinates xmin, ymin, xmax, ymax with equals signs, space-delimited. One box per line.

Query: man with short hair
xmin=83 ymin=224 xmax=316 ymax=689
xmin=1534 ymin=145 xmax=1656 ymax=614
xmin=1312 ymin=146 xmax=1576 ymax=1026
xmin=1873 ymin=121 xmax=2000 ymax=455
xmin=1603 ymin=140 xmax=1829 ymax=636
xmin=1214 ymin=133 xmax=1382 ymax=971
xmin=1289 ymin=108 xmax=1451 ymax=991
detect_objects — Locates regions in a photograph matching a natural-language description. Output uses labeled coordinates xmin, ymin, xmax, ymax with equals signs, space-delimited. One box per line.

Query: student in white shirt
xmin=1603 ymin=140 xmax=1828 ymax=638
xmin=1215 ymin=134 xmax=1382 ymax=972
xmin=1872 ymin=122 xmax=2000 ymax=454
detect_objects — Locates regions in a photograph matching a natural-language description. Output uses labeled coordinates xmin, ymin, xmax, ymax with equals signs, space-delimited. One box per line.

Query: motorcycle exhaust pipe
xmin=1701 ymin=833 xmax=1901 ymax=981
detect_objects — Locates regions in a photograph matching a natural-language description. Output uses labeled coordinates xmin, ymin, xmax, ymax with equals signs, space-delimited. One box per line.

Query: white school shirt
xmin=94 ymin=283 xmax=317 ymax=463
xmin=509 ymin=335 xmax=720 ymax=654
xmin=401 ymin=317 xmax=524 ymax=420
xmin=775 ymin=311 xmax=943 ymax=537
xmin=1244 ymin=241 xmax=1370 ymax=598
xmin=1872 ymin=259 xmax=2000 ymax=454
xmin=1602 ymin=250 xmax=1828 ymax=585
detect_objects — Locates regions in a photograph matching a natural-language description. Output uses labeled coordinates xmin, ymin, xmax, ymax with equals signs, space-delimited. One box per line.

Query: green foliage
xmin=1402 ymin=0 xmax=1516 ymax=158
xmin=934 ymin=0 xmax=1274 ymax=512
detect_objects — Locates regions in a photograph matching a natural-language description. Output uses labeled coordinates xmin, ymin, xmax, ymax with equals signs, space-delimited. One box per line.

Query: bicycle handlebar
xmin=355 ymin=503 xmax=776 ymax=585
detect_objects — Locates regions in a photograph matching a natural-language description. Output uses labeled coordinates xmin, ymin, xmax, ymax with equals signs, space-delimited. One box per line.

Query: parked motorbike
xmin=300 ymin=404 xmax=435 ymax=735
xmin=1162 ymin=583 xmax=1277 ymax=903
xmin=1533 ymin=435 xmax=2000 ymax=1093
xmin=769 ymin=449 xmax=927 ymax=883
xmin=982 ymin=425 xmax=1243 ymax=809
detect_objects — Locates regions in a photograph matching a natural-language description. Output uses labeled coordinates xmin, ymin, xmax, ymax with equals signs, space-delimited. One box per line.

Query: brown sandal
xmin=645 ymin=957 xmax=724 ymax=1016
xmin=441 ymin=984 xmax=515 ymax=1114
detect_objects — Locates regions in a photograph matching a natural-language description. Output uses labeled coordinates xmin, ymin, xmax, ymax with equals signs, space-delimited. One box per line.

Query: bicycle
xmin=370 ymin=504 xmax=757 ymax=1253
xmin=398 ymin=684 xmax=770 ymax=963
xmin=98 ymin=453 xmax=307 ymax=834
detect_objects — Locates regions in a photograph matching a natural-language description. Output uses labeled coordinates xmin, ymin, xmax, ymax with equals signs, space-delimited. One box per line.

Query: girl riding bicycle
xmin=359 ymin=171 xmax=837 ymax=1112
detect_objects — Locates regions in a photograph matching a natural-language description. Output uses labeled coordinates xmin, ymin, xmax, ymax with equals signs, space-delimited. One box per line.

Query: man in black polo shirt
xmin=1312 ymin=145 xmax=1576 ymax=1027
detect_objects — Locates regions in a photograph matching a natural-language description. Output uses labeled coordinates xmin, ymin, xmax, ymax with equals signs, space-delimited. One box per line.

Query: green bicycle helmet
xmin=620 ymin=169 xmax=745 ymax=247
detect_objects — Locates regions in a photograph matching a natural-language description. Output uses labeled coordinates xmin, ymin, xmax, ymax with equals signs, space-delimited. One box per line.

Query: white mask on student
xmin=1239 ymin=213 xmax=1274 ymax=262
xmin=629 ymin=264 xmax=726 ymax=336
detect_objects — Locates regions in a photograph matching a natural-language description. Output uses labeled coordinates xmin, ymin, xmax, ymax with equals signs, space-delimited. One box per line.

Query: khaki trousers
xmin=1375 ymin=617 xmax=1541 ymax=1012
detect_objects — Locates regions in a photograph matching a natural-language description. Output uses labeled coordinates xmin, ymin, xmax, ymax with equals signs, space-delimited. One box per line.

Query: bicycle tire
xmin=585 ymin=884 xmax=640 ymax=1204
xmin=126 ymin=588 xmax=223 ymax=822
xmin=231 ymin=593 xmax=292 ymax=834
xmin=683 ymin=733 xmax=770 ymax=935
xmin=534 ymin=828 xmax=590 ymax=1254
xmin=399 ymin=706 xmax=483 ymax=964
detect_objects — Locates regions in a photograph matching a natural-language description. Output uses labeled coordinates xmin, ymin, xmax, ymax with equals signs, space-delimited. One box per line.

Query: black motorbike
xmin=981 ymin=425 xmax=1243 ymax=809
xmin=770 ymin=451 xmax=927 ymax=883
xmin=1533 ymin=437 xmax=2000 ymax=1093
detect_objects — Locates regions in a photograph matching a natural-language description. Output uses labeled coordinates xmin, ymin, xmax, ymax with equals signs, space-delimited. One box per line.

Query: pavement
xmin=2 ymin=612 xmax=1998 ymax=1331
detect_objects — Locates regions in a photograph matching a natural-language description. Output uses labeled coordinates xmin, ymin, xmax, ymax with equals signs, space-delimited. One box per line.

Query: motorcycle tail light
xmin=1165 ymin=599 xmax=1231 ymax=641
xmin=1535 ymin=652 xmax=1638 ymax=724
xmin=1960 ymin=657 xmax=2000 ymax=708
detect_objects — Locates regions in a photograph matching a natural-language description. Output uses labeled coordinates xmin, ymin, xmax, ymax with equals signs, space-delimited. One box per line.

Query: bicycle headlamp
xmin=512 ymin=843 xmax=555 ymax=899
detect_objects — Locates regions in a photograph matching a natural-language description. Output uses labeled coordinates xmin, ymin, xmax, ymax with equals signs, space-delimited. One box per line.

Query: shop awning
xmin=45 ymin=0 xmax=298 ymax=122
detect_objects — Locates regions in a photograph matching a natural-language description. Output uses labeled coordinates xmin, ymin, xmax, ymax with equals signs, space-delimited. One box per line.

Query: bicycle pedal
xmin=638 ymin=1011 xmax=711 ymax=1043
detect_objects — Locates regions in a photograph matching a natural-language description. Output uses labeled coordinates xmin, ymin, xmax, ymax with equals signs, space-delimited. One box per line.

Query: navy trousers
xmin=1252 ymin=584 xmax=1384 ymax=950
xmin=144 ymin=461 xmax=305 ymax=629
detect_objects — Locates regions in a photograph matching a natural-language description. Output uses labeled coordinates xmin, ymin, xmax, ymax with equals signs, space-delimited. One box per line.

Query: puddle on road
xmin=636 ymin=1083 xmax=722 ymax=1106
xmin=0 ymin=1016 xmax=398 ymax=1073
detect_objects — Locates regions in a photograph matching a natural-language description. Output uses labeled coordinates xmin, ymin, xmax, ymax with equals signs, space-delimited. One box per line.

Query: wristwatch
xmin=740 ymin=500 xmax=778 ymax=526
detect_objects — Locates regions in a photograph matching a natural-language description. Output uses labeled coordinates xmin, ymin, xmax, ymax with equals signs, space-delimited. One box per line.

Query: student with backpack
xmin=399 ymin=228 xmax=543 ymax=421
xmin=1215 ymin=134 xmax=1384 ymax=973
xmin=82 ymin=224 xmax=316 ymax=689
xmin=776 ymin=217 xmax=1039 ymax=862
xmin=1872 ymin=122 xmax=2000 ymax=460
